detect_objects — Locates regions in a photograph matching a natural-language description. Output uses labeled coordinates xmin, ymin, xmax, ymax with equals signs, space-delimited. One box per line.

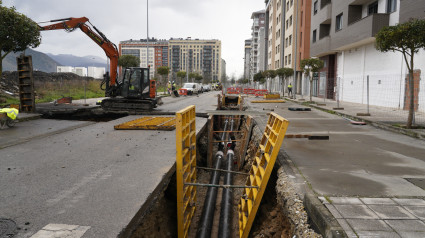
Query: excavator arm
xmin=39 ymin=17 xmax=119 ymax=93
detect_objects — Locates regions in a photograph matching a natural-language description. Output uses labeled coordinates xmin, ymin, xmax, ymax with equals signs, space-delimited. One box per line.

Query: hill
xmin=2 ymin=48 xmax=60 ymax=72
xmin=47 ymin=54 xmax=107 ymax=68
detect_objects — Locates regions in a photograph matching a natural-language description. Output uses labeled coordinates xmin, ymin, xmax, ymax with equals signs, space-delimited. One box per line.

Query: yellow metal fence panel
xmin=114 ymin=116 xmax=176 ymax=130
xmin=238 ymin=112 xmax=289 ymax=238
xmin=176 ymin=105 xmax=197 ymax=238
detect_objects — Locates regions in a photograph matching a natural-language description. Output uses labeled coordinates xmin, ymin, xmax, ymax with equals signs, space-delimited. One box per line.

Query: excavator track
xmin=101 ymin=98 xmax=157 ymax=112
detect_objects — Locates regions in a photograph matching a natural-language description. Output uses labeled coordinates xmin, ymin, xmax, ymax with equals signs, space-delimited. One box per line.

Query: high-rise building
xmin=244 ymin=39 xmax=252 ymax=80
xmin=119 ymin=38 xmax=168 ymax=79
xmin=168 ymin=38 xmax=222 ymax=83
xmin=221 ymin=59 xmax=227 ymax=82
xmin=266 ymin=0 xmax=284 ymax=70
xmin=250 ymin=10 xmax=266 ymax=79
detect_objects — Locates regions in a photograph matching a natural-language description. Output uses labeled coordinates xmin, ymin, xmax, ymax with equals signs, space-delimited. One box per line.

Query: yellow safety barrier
xmin=176 ymin=105 xmax=197 ymax=238
xmin=114 ymin=116 xmax=176 ymax=130
xmin=238 ymin=112 xmax=289 ymax=238
xmin=264 ymin=94 xmax=280 ymax=99
xmin=251 ymin=100 xmax=286 ymax=103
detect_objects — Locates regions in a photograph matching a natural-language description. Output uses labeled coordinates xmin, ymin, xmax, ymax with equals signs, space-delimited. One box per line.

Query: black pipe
xmin=196 ymin=151 xmax=223 ymax=238
xmin=218 ymin=150 xmax=234 ymax=238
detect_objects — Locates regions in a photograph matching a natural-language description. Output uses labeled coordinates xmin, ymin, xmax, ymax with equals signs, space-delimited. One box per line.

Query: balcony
xmin=310 ymin=36 xmax=332 ymax=57
xmin=332 ymin=13 xmax=389 ymax=50
xmin=313 ymin=2 xmax=332 ymax=25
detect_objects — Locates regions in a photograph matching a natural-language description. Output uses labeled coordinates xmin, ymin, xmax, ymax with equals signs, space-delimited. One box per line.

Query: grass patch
xmin=34 ymin=79 xmax=104 ymax=103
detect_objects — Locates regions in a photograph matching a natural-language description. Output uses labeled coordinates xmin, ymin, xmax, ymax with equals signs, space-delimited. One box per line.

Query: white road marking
xmin=30 ymin=224 xmax=90 ymax=238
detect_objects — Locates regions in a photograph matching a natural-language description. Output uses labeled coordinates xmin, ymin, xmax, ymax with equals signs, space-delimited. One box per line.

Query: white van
xmin=182 ymin=83 xmax=201 ymax=95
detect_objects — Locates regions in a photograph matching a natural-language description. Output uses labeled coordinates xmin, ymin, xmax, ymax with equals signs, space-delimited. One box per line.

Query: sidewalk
xmin=246 ymin=96 xmax=425 ymax=238
xmin=288 ymin=95 xmax=425 ymax=140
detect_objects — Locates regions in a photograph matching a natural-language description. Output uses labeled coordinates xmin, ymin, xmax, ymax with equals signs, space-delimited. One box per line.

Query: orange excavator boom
xmin=39 ymin=17 xmax=119 ymax=88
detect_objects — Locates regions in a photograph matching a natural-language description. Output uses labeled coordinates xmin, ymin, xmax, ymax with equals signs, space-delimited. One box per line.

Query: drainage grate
xmin=405 ymin=178 xmax=425 ymax=190
xmin=114 ymin=116 xmax=176 ymax=130
xmin=0 ymin=219 xmax=16 ymax=238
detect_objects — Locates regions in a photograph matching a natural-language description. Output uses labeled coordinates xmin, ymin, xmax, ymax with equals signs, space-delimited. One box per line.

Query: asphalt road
xmin=0 ymin=92 xmax=213 ymax=238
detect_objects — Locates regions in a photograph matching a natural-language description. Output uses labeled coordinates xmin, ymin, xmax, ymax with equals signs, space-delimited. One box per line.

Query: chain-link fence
xmin=305 ymin=72 xmax=425 ymax=126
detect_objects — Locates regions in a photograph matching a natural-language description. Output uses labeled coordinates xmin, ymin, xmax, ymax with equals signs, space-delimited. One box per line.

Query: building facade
xmin=221 ymin=59 xmax=227 ymax=82
xmin=88 ymin=67 xmax=106 ymax=79
xmin=119 ymin=38 xmax=168 ymax=79
xmin=168 ymin=38 xmax=222 ymax=83
xmin=244 ymin=39 xmax=252 ymax=80
xmin=309 ymin=0 xmax=425 ymax=111
xmin=250 ymin=10 xmax=267 ymax=80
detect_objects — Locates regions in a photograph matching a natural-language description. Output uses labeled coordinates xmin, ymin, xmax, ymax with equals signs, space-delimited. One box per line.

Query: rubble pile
xmin=276 ymin=168 xmax=322 ymax=238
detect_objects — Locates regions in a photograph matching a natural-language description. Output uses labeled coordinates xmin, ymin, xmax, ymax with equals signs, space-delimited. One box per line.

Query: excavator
xmin=38 ymin=17 xmax=160 ymax=111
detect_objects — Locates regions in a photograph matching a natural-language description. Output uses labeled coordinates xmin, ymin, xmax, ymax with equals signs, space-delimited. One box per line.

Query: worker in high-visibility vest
xmin=0 ymin=108 xmax=19 ymax=120
xmin=167 ymin=81 xmax=172 ymax=95
xmin=288 ymin=83 xmax=293 ymax=96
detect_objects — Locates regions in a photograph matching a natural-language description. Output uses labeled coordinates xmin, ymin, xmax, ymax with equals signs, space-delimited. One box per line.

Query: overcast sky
xmin=3 ymin=0 xmax=265 ymax=78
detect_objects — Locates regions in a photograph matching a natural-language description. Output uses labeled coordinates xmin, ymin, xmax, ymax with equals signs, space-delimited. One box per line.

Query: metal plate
xmin=251 ymin=100 xmax=286 ymax=103
xmin=114 ymin=116 xmax=176 ymax=130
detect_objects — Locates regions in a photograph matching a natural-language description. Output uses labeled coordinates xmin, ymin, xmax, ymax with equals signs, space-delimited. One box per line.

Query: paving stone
xmin=360 ymin=198 xmax=396 ymax=205
xmin=325 ymin=204 xmax=343 ymax=219
xmin=385 ymin=219 xmax=425 ymax=232
xmin=398 ymin=231 xmax=425 ymax=238
xmin=368 ymin=205 xmax=416 ymax=219
xmin=404 ymin=206 xmax=425 ymax=220
xmin=334 ymin=205 xmax=379 ymax=219
xmin=346 ymin=219 xmax=392 ymax=231
xmin=356 ymin=231 xmax=401 ymax=238
xmin=337 ymin=219 xmax=354 ymax=233
xmin=330 ymin=197 xmax=363 ymax=205
xmin=393 ymin=198 xmax=425 ymax=206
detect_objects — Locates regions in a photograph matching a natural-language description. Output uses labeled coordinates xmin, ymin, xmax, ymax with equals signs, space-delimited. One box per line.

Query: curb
xmin=304 ymin=192 xmax=346 ymax=238
xmin=285 ymin=98 xmax=425 ymax=141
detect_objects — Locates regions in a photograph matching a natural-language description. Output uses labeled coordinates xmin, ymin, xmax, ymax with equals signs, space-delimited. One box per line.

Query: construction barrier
xmin=238 ymin=112 xmax=289 ymax=238
xmin=227 ymin=87 xmax=242 ymax=94
xmin=176 ymin=105 xmax=197 ymax=238
xmin=179 ymin=88 xmax=188 ymax=96
xmin=264 ymin=94 xmax=280 ymax=99
xmin=254 ymin=89 xmax=268 ymax=97
xmin=243 ymin=88 xmax=256 ymax=95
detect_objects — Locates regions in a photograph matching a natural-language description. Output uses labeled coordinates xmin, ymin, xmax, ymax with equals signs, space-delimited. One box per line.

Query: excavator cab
xmin=121 ymin=67 xmax=150 ymax=99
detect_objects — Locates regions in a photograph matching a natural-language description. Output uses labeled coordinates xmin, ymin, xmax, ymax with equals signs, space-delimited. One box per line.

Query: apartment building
xmin=309 ymin=0 xmax=425 ymax=107
xmin=282 ymin=0 xmax=295 ymax=70
xmin=168 ymin=38 xmax=222 ymax=83
xmin=244 ymin=39 xmax=252 ymax=80
xmin=222 ymin=59 xmax=227 ymax=82
xmin=119 ymin=38 xmax=168 ymax=79
xmin=250 ymin=10 xmax=267 ymax=80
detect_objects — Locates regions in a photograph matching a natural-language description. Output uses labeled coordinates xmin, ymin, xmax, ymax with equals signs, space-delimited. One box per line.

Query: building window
xmin=312 ymin=30 xmax=317 ymax=43
xmin=286 ymin=19 xmax=289 ymax=29
xmin=285 ymin=38 xmax=288 ymax=47
xmin=300 ymin=32 xmax=302 ymax=47
xmin=285 ymin=56 xmax=288 ymax=65
xmin=287 ymin=1 xmax=289 ymax=11
xmin=301 ymin=11 xmax=303 ymax=26
xmin=368 ymin=1 xmax=378 ymax=15
xmin=336 ymin=13 xmax=343 ymax=31
xmin=387 ymin=0 xmax=397 ymax=13
xmin=288 ymin=54 xmax=291 ymax=64
xmin=313 ymin=1 xmax=318 ymax=15
xmin=289 ymin=15 xmax=292 ymax=26
xmin=290 ymin=0 xmax=293 ymax=7
xmin=289 ymin=35 xmax=292 ymax=45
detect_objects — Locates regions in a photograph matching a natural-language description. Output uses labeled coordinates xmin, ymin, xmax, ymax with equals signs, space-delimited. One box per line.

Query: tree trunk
xmin=281 ymin=76 xmax=285 ymax=97
xmin=406 ymin=55 xmax=415 ymax=129
xmin=309 ymin=75 xmax=313 ymax=102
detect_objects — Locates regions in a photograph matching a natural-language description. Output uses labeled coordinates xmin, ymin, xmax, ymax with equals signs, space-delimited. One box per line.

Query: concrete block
xmin=385 ymin=219 xmax=425 ymax=231
xmin=346 ymin=219 xmax=392 ymax=231
xmin=333 ymin=205 xmax=379 ymax=219
xmin=330 ymin=197 xmax=363 ymax=205
xmin=404 ymin=206 xmax=425 ymax=219
xmin=393 ymin=198 xmax=425 ymax=206
xmin=368 ymin=205 xmax=416 ymax=219
xmin=360 ymin=198 xmax=396 ymax=205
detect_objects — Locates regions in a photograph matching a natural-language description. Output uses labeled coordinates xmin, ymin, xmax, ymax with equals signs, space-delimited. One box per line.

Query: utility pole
xmin=292 ymin=0 xmax=299 ymax=99
xmin=146 ymin=0 xmax=149 ymax=72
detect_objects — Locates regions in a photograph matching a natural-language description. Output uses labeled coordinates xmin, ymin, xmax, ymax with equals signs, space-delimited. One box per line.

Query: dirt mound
xmin=0 ymin=71 xmax=95 ymax=96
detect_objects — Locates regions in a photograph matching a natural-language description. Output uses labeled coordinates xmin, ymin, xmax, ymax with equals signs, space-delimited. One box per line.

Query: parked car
xmin=182 ymin=83 xmax=200 ymax=95
xmin=203 ymin=84 xmax=211 ymax=92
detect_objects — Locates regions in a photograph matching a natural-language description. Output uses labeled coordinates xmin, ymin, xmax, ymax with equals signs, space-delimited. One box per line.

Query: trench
xmin=125 ymin=113 xmax=320 ymax=238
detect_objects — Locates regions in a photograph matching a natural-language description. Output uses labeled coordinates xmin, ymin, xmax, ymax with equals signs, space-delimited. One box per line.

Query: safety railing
xmin=238 ymin=112 xmax=289 ymax=238
xmin=176 ymin=105 xmax=197 ymax=238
